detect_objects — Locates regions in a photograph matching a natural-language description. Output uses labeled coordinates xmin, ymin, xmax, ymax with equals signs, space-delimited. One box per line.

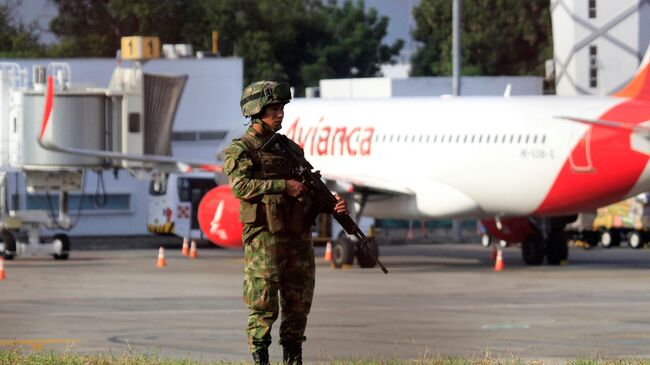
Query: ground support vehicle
xmin=565 ymin=194 xmax=650 ymax=249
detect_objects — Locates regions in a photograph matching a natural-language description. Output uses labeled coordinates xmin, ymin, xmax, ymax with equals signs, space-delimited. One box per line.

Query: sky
xmin=14 ymin=0 xmax=420 ymax=60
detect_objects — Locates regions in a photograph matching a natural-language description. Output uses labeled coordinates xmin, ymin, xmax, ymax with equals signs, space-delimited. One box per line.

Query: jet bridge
xmin=0 ymin=62 xmax=187 ymax=259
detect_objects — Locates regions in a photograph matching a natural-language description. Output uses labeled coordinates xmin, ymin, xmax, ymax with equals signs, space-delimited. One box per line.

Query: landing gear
xmin=332 ymin=233 xmax=380 ymax=269
xmin=521 ymin=217 xmax=571 ymax=266
xmin=329 ymin=189 xmax=385 ymax=270
xmin=332 ymin=235 xmax=354 ymax=268
xmin=356 ymin=237 xmax=379 ymax=268
xmin=546 ymin=232 xmax=568 ymax=265
xmin=522 ymin=234 xmax=544 ymax=265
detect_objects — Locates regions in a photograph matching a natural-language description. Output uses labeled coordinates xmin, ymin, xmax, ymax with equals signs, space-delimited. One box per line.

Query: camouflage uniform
xmin=224 ymin=126 xmax=315 ymax=356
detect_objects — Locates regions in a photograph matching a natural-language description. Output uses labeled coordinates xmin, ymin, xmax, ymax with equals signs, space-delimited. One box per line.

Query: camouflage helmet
xmin=240 ymin=81 xmax=292 ymax=117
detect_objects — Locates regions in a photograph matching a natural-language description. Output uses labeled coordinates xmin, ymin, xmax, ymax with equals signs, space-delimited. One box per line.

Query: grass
xmin=2 ymin=347 xmax=650 ymax=365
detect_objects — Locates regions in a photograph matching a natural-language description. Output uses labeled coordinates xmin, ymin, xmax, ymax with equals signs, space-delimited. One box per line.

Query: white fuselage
xmin=281 ymin=96 xmax=650 ymax=219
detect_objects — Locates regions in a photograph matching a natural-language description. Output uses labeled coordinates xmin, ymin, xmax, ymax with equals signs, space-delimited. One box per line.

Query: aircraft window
xmin=510 ymin=135 xmax=514 ymax=143
xmin=478 ymin=135 xmax=482 ymax=143
xmin=418 ymin=135 xmax=423 ymax=143
xmin=412 ymin=135 xmax=417 ymax=143
xmin=426 ymin=135 xmax=430 ymax=143
xmin=389 ymin=135 xmax=393 ymax=142
xmin=517 ymin=135 xmax=522 ymax=143
xmin=541 ymin=135 xmax=546 ymax=144
xmin=533 ymin=135 xmax=538 ymax=144
xmin=462 ymin=135 xmax=467 ymax=143
xmin=525 ymin=134 xmax=530 ymax=144
xmin=486 ymin=135 xmax=491 ymax=143
xmin=501 ymin=135 xmax=507 ymax=143
xmin=396 ymin=135 xmax=400 ymax=143
xmin=455 ymin=135 xmax=460 ymax=143
xmin=433 ymin=135 xmax=438 ymax=143
xmin=470 ymin=135 xmax=475 ymax=143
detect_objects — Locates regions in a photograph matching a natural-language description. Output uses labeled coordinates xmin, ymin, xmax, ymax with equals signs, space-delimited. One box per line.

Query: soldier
xmin=223 ymin=81 xmax=348 ymax=365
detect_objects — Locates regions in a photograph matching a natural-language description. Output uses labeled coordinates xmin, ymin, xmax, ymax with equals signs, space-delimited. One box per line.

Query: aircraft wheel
xmin=627 ymin=231 xmax=644 ymax=249
xmin=52 ymin=234 xmax=70 ymax=260
xmin=356 ymin=237 xmax=378 ymax=269
xmin=0 ymin=230 xmax=16 ymax=260
xmin=331 ymin=236 xmax=354 ymax=268
xmin=599 ymin=230 xmax=620 ymax=248
xmin=546 ymin=232 xmax=568 ymax=265
xmin=480 ymin=234 xmax=491 ymax=247
xmin=522 ymin=234 xmax=544 ymax=266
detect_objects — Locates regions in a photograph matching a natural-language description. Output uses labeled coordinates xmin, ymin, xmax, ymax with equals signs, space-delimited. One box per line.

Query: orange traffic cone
xmin=181 ymin=238 xmax=189 ymax=256
xmin=156 ymin=247 xmax=167 ymax=268
xmin=324 ymin=241 xmax=332 ymax=262
xmin=189 ymin=240 xmax=198 ymax=259
xmin=494 ymin=249 xmax=504 ymax=272
xmin=0 ymin=257 xmax=6 ymax=280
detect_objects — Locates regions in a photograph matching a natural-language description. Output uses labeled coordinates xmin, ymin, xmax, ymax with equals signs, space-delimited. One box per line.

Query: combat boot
xmin=282 ymin=343 xmax=302 ymax=365
xmin=252 ymin=348 xmax=269 ymax=365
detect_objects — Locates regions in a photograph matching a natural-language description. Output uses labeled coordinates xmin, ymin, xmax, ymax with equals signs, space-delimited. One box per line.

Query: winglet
xmin=39 ymin=75 xmax=54 ymax=142
xmin=614 ymin=47 xmax=650 ymax=99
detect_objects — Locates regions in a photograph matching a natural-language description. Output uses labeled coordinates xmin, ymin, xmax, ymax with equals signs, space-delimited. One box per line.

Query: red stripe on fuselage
xmin=535 ymin=98 xmax=650 ymax=215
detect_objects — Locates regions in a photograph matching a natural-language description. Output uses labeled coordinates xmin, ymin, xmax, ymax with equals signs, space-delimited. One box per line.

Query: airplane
xmin=39 ymin=47 xmax=650 ymax=268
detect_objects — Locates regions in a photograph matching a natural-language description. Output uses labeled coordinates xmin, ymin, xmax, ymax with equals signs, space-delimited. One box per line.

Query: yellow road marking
xmin=0 ymin=339 xmax=78 ymax=351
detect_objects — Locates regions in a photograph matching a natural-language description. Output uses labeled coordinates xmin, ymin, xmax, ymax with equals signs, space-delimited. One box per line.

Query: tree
xmin=202 ymin=0 xmax=403 ymax=94
xmin=49 ymin=0 xmax=205 ymax=57
xmin=411 ymin=0 xmax=551 ymax=77
xmin=300 ymin=0 xmax=404 ymax=87
xmin=0 ymin=2 xmax=46 ymax=57
xmin=48 ymin=0 xmax=402 ymax=94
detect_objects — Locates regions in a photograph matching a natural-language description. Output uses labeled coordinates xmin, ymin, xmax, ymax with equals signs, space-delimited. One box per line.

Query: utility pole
xmin=452 ymin=0 xmax=461 ymax=97
xmin=452 ymin=0 xmax=463 ymax=243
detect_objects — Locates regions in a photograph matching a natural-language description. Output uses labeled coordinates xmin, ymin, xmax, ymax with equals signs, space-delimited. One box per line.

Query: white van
xmin=147 ymin=172 xmax=217 ymax=239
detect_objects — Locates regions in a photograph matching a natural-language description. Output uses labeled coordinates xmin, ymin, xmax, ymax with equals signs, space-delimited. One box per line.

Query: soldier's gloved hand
xmin=286 ymin=179 xmax=307 ymax=197
xmin=333 ymin=194 xmax=349 ymax=215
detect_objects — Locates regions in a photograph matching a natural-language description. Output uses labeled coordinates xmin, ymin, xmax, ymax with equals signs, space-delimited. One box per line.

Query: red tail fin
xmin=39 ymin=76 xmax=54 ymax=141
xmin=614 ymin=48 xmax=650 ymax=99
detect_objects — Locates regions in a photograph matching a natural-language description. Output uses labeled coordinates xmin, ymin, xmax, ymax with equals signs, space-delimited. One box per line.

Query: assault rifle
xmin=261 ymin=133 xmax=389 ymax=274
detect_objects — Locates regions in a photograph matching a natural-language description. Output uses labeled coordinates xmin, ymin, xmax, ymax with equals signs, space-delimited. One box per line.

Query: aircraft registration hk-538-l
xmin=38 ymin=47 xmax=650 ymax=268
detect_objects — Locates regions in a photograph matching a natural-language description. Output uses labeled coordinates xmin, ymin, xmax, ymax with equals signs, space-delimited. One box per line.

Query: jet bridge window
xmin=589 ymin=45 xmax=598 ymax=88
xmin=589 ymin=0 xmax=596 ymax=18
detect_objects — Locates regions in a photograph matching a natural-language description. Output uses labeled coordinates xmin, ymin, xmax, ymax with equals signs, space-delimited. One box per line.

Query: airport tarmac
xmin=2 ymin=242 xmax=650 ymax=363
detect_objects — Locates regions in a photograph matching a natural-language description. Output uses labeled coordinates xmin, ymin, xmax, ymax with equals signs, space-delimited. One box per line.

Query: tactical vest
xmin=238 ymin=133 xmax=314 ymax=235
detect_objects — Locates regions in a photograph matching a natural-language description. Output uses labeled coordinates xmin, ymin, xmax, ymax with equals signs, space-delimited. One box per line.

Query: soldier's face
xmin=260 ymin=103 xmax=285 ymax=132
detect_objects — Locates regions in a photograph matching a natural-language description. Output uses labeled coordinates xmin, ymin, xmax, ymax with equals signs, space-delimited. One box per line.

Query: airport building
xmin=0 ymin=55 xmax=243 ymax=236
xmin=551 ymin=0 xmax=650 ymax=95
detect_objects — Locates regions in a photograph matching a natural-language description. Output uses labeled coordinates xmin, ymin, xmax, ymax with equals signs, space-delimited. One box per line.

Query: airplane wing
xmin=555 ymin=115 xmax=650 ymax=136
xmin=39 ymin=75 xmax=223 ymax=174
